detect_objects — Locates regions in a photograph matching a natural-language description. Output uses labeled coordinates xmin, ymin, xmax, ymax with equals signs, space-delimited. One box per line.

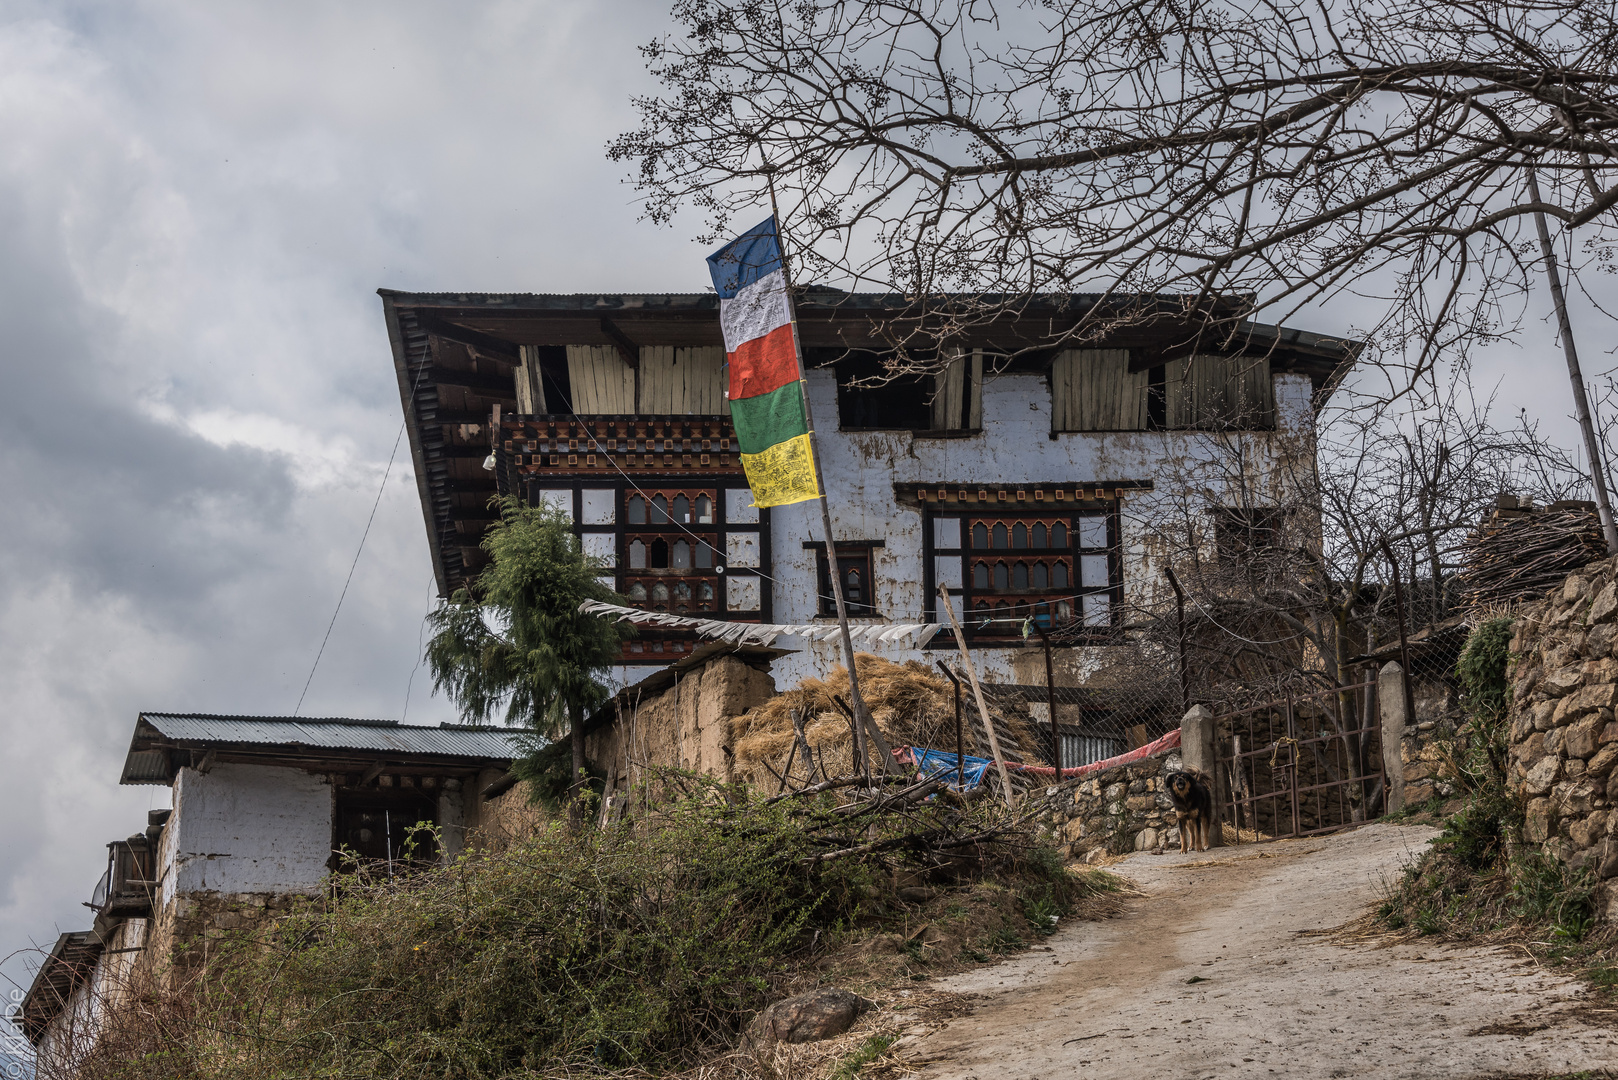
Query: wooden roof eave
xmin=381 ymin=294 xmax=520 ymax=597
xmin=382 ymin=295 xmax=452 ymax=598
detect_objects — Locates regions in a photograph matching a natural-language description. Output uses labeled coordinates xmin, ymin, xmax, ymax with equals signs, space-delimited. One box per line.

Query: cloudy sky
xmin=0 ymin=0 xmax=713 ymax=1001
xmin=0 ymin=0 xmax=1607 ymax=1012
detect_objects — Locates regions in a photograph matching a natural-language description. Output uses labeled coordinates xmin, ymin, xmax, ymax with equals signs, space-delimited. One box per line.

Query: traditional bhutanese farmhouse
xmin=20 ymin=715 xmax=522 ymax=1073
xmin=380 ymin=289 xmax=1355 ymax=698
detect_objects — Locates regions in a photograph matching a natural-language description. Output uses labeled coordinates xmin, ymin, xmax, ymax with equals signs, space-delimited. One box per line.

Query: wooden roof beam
xmin=416 ymin=314 xmax=521 ymax=365
xmin=599 ymin=317 xmax=640 ymax=369
xmin=430 ymin=366 xmax=516 ymax=396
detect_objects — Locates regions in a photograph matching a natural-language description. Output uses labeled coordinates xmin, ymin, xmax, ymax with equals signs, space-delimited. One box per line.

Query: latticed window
xmin=931 ymin=504 xmax=1121 ymax=639
xmin=509 ymin=418 xmax=765 ymax=663
xmin=618 ymin=486 xmax=722 ymax=616
xmin=807 ymin=542 xmax=880 ymax=617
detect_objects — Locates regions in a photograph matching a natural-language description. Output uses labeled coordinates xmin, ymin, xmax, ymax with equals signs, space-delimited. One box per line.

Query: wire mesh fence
xmin=978 ymin=682 xmax=1180 ymax=770
xmin=959 ymin=577 xmax=1477 ymax=790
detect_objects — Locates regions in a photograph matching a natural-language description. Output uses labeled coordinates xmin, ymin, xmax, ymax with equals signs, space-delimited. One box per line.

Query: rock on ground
xmin=895 ymin=822 xmax=1618 ymax=1079
xmin=747 ymin=987 xmax=871 ymax=1045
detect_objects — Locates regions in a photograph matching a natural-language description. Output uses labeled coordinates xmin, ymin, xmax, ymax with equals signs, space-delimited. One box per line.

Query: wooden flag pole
xmin=767 ymin=182 xmax=877 ymax=781
xmin=939 ymin=584 xmax=1015 ymax=809
xmin=1527 ymin=166 xmax=1618 ymax=554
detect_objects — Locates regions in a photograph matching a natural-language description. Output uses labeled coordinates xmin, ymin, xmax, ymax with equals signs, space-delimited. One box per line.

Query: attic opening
xmin=514 ymin=345 xmax=574 ymax=414
xmin=829 ymin=349 xmax=983 ymax=432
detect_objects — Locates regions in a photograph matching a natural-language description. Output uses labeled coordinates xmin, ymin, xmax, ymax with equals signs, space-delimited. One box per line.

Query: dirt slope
xmin=893 ymin=823 xmax=1618 ymax=1079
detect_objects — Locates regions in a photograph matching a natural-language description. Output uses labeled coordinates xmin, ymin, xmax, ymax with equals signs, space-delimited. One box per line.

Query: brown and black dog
xmin=1165 ymin=769 xmax=1215 ymax=853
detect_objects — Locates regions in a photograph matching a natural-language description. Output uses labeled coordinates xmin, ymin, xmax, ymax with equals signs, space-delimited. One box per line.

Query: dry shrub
xmin=730 ymin=654 xmax=1048 ymax=786
xmin=64 ymin=774 xmax=1110 ymax=1080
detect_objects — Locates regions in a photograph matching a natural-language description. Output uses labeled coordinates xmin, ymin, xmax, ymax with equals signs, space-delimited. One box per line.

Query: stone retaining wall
xmin=143 ymin=891 xmax=305 ymax=977
xmin=1032 ymin=747 xmax=1184 ymax=861
xmin=1505 ymin=554 xmax=1618 ymax=912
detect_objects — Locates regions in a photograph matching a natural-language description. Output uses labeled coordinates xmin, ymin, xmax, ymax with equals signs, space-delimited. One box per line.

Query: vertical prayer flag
xmin=706 ymin=218 xmax=821 ymax=507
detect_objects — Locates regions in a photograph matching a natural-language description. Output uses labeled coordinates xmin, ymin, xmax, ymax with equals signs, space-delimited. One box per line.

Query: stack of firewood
xmin=1456 ymin=498 xmax=1606 ymax=607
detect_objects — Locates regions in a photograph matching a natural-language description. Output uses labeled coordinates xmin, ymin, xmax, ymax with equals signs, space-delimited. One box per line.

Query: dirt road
xmin=894 ymin=823 xmax=1618 ymax=1079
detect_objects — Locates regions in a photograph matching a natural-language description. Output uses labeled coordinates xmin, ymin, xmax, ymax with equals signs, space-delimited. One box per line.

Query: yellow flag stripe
xmin=739 ymin=432 xmax=821 ymax=507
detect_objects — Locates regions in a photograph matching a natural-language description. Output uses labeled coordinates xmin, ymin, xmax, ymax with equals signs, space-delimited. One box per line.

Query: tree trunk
xmin=570 ymin=702 xmax=586 ymax=828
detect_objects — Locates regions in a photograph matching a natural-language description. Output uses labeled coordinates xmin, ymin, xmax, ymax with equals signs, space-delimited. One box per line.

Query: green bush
xmin=1455 ymin=616 xmax=1513 ymax=723
xmin=1430 ymin=777 xmax=1518 ymax=871
xmin=1450 ymin=615 xmax=1515 ymax=797
xmin=1512 ymin=851 xmax=1597 ymax=941
xmin=1424 ymin=616 xmax=1521 ymax=873
xmin=508 ymin=738 xmax=605 ymax=811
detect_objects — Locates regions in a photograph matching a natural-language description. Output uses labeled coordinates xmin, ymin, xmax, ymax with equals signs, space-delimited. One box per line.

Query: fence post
xmin=1180 ymin=704 xmax=1223 ymax=846
xmin=1378 ymin=662 xmax=1408 ymax=815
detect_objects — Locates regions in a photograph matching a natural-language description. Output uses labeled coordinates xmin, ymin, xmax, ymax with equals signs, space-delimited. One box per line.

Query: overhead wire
xmin=294 ymin=321 xmax=433 ymax=716
xmin=400 ymin=570 xmax=437 ymax=723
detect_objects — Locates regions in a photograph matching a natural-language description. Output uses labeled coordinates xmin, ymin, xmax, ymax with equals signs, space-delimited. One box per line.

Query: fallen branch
xmin=804 ymin=828 xmax=1014 ymax=864
xmin=763 ymin=773 xmax=911 ymax=804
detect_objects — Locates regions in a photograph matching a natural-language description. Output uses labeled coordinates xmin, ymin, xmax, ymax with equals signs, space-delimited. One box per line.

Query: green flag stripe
xmin=730 ymin=381 xmax=808 ymax=455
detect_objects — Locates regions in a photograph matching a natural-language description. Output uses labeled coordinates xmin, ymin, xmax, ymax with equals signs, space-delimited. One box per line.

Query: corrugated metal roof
xmin=122 ymin=749 xmax=170 ymax=784
xmin=134 ymin=713 xmax=520 ymax=759
xmin=21 ymin=930 xmax=102 ymax=1044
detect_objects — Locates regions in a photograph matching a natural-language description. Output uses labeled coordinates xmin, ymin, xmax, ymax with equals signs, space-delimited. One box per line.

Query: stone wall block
xmin=1599 ymin=839 xmax=1618 ymax=878
xmin=1566 ymin=575 xmax=1589 ymax=603
xmin=1515 ymin=731 xmax=1547 ymax=767
xmin=1510 ymin=710 xmax=1535 ymax=743
xmin=1523 ymin=755 xmax=1561 ymax=796
xmin=1525 ymin=798 xmax=1555 ymax=842
xmin=1568 ymin=713 xmax=1610 ymax=759
xmin=1561 ymin=778 xmax=1600 ymax=815
xmin=1589 ymin=744 xmax=1618 ymax=778
xmin=1542 ymin=665 xmax=1586 ymax=697
xmin=1565 ymin=683 xmax=1618 ymax=721
xmin=1573 ymin=811 xmax=1610 ymax=849
xmin=1592 ymin=582 xmax=1618 ymax=626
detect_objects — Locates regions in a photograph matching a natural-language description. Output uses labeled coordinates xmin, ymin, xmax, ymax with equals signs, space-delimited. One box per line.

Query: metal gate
xmin=1214 ymin=674 xmax=1385 ymax=841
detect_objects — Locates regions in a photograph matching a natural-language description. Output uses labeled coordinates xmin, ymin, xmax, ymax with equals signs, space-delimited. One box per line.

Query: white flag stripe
xmin=717 ymin=267 xmax=791 ymax=353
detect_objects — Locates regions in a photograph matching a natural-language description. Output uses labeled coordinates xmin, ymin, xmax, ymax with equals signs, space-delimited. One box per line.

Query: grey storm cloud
xmin=0 ymin=0 xmax=687 ymax=997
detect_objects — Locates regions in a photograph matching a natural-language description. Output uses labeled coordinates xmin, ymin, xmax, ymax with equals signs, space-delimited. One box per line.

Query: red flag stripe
xmin=726 ymin=323 xmax=799 ymax=401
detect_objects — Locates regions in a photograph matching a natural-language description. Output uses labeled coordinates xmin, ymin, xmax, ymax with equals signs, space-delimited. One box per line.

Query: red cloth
xmin=1005 ymin=727 xmax=1182 ymax=779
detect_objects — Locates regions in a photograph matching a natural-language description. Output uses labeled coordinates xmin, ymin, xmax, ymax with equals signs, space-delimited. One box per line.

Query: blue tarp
xmin=910 ymin=747 xmax=992 ymax=791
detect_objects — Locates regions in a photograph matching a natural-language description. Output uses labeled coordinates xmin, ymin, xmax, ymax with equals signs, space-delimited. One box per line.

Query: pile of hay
xmin=730 ymin=654 xmax=1049 ymax=787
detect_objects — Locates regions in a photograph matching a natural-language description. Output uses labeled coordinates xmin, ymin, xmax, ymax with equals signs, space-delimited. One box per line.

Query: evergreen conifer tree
xmin=425 ymin=496 xmax=627 ymax=822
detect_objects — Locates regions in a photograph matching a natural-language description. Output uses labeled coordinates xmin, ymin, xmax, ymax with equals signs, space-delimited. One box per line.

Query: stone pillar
xmin=1180 ymin=704 xmax=1223 ymax=846
xmin=466 ymin=767 xmax=508 ymax=843
xmin=438 ymin=780 xmax=466 ymax=863
xmin=1378 ymin=662 xmax=1408 ymax=815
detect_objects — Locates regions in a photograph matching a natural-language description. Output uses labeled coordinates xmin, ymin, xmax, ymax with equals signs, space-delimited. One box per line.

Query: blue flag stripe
xmin=706 ymin=217 xmax=784 ymax=299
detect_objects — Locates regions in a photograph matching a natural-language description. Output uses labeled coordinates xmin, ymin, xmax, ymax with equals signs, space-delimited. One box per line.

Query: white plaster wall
xmin=165 ymin=763 xmax=332 ymax=896
xmin=765 ymin=369 xmax=1319 ymax=689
